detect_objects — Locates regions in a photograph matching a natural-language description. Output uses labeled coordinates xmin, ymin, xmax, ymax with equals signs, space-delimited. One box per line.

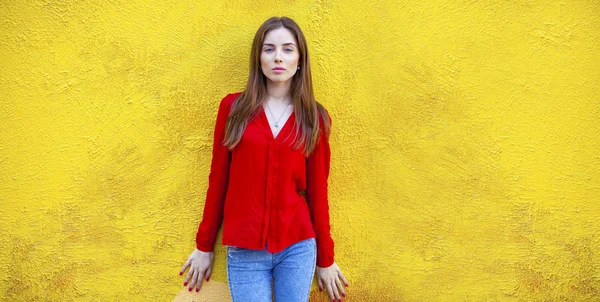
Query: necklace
xmin=265 ymin=98 xmax=291 ymax=128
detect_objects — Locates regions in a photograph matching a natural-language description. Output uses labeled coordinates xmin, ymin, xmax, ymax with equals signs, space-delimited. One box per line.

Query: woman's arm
xmin=195 ymin=94 xmax=233 ymax=252
xmin=307 ymin=111 xmax=349 ymax=301
xmin=181 ymin=94 xmax=234 ymax=293
xmin=305 ymin=110 xmax=335 ymax=268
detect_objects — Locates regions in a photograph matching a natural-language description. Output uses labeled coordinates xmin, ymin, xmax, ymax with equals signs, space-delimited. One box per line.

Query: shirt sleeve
xmin=306 ymin=111 xmax=335 ymax=267
xmin=195 ymin=94 xmax=233 ymax=252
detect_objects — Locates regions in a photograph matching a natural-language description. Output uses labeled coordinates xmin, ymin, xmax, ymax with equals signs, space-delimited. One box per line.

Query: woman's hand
xmin=316 ymin=261 xmax=349 ymax=301
xmin=179 ymin=248 xmax=214 ymax=292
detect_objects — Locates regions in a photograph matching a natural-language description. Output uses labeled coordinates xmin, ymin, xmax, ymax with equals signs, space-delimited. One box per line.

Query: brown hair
xmin=222 ymin=16 xmax=331 ymax=156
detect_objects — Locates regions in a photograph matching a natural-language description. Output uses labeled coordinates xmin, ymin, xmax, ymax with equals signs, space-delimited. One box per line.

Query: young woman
xmin=180 ymin=16 xmax=348 ymax=302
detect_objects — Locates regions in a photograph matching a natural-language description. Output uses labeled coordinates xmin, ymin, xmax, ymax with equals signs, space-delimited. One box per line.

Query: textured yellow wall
xmin=1 ymin=1 xmax=599 ymax=301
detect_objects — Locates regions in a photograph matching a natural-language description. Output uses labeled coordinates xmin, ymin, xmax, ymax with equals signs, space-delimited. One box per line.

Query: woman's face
xmin=260 ymin=27 xmax=300 ymax=85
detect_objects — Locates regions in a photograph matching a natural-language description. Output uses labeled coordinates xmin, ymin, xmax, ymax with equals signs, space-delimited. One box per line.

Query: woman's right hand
xmin=179 ymin=248 xmax=214 ymax=292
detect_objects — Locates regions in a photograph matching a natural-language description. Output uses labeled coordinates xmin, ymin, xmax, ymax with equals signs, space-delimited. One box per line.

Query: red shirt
xmin=195 ymin=92 xmax=335 ymax=267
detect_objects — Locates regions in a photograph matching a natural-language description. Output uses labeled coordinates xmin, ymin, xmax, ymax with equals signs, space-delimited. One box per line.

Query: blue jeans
xmin=226 ymin=237 xmax=316 ymax=302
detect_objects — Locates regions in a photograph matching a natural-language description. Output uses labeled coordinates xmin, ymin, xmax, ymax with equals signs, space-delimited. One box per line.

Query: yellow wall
xmin=1 ymin=1 xmax=599 ymax=301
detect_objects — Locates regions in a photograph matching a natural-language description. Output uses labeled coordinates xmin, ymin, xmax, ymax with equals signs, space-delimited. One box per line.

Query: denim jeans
xmin=226 ymin=237 xmax=316 ymax=302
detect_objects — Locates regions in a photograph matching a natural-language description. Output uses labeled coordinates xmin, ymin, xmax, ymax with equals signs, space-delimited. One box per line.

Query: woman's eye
xmin=263 ymin=48 xmax=293 ymax=52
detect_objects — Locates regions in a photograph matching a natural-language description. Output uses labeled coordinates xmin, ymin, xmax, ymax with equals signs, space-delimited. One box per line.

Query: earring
xmin=297 ymin=66 xmax=301 ymax=71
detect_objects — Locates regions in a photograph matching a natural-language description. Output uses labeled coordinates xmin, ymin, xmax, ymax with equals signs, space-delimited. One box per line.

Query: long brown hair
xmin=222 ymin=16 xmax=331 ymax=156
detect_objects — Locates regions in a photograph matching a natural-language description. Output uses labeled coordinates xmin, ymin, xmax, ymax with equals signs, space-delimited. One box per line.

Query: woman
xmin=180 ymin=16 xmax=348 ymax=302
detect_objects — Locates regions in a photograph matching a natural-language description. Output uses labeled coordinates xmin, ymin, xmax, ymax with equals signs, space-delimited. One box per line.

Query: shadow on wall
xmin=173 ymin=281 xmax=231 ymax=301
xmin=172 ymin=280 xmax=399 ymax=301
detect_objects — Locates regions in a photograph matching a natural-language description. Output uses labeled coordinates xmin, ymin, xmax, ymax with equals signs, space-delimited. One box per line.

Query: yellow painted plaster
xmin=1 ymin=1 xmax=599 ymax=301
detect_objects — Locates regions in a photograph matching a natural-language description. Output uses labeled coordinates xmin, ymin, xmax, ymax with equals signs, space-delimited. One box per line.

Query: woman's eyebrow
xmin=263 ymin=43 xmax=297 ymax=47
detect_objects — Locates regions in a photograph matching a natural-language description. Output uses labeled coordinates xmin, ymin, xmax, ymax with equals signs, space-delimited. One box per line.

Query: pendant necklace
xmin=266 ymin=98 xmax=291 ymax=128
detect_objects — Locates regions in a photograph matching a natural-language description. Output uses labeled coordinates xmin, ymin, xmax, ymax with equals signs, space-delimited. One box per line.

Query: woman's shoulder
xmin=315 ymin=101 xmax=332 ymax=139
xmin=218 ymin=91 xmax=243 ymax=110
xmin=315 ymin=101 xmax=332 ymax=124
xmin=224 ymin=91 xmax=243 ymax=102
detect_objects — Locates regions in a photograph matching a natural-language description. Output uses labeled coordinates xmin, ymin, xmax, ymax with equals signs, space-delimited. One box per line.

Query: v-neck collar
xmin=260 ymin=105 xmax=295 ymax=141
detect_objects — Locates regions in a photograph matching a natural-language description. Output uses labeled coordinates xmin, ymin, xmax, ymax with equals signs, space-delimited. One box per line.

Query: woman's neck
xmin=265 ymin=80 xmax=292 ymax=104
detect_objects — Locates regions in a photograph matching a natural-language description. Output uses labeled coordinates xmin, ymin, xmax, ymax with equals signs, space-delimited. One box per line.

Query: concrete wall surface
xmin=1 ymin=1 xmax=599 ymax=301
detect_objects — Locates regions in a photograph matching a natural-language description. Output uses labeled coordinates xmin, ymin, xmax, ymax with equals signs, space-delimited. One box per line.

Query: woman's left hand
xmin=316 ymin=261 xmax=348 ymax=301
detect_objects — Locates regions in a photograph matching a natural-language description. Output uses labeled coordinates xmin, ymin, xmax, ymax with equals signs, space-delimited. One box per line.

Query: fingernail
xmin=206 ymin=276 xmax=210 ymax=282
xmin=184 ymin=282 xmax=188 ymax=286
xmin=179 ymin=271 xmax=183 ymax=275
xmin=342 ymin=293 xmax=346 ymax=297
xmin=345 ymin=283 xmax=349 ymax=287
xmin=196 ymin=288 xmax=199 ymax=292
xmin=319 ymin=287 xmax=322 ymax=291
xmin=339 ymin=299 xmax=342 ymax=302
xmin=188 ymin=287 xmax=192 ymax=291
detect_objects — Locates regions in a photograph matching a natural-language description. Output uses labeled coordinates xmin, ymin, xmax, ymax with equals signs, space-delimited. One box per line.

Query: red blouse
xmin=195 ymin=92 xmax=335 ymax=267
